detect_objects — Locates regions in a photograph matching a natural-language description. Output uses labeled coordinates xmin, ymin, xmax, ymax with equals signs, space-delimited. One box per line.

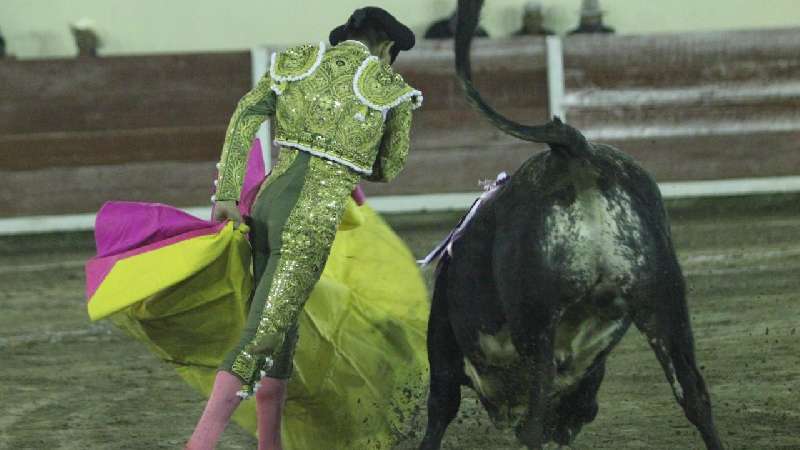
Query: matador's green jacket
xmin=214 ymin=39 xmax=422 ymax=201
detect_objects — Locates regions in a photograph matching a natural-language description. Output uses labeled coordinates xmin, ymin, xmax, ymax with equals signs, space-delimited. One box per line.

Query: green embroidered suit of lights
xmin=214 ymin=40 xmax=421 ymax=392
xmin=226 ymin=150 xmax=360 ymax=388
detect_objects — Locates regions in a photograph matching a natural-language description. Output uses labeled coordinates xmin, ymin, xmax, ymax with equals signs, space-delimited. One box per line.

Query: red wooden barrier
xmin=1 ymin=29 xmax=798 ymax=217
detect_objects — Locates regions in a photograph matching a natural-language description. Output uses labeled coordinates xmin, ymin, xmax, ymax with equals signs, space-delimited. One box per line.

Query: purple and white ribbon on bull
xmin=418 ymin=171 xmax=510 ymax=268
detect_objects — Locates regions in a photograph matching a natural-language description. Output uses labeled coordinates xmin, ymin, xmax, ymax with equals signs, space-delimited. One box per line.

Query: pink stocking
xmin=185 ymin=370 xmax=243 ymax=450
xmin=255 ymin=376 xmax=288 ymax=450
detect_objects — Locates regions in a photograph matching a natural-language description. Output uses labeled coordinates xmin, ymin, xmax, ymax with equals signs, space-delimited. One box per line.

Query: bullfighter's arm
xmin=367 ymin=101 xmax=413 ymax=183
xmin=214 ymin=72 xmax=277 ymax=202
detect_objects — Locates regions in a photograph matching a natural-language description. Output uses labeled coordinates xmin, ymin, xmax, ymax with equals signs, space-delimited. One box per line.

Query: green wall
xmin=2 ymin=0 xmax=799 ymax=58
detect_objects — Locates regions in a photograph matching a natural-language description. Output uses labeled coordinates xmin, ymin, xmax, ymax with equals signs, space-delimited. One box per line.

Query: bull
xmin=418 ymin=1 xmax=724 ymax=449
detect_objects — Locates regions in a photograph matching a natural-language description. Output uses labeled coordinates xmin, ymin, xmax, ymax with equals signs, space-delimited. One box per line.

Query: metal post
xmin=250 ymin=46 xmax=272 ymax=169
xmin=546 ymin=35 xmax=566 ymax=121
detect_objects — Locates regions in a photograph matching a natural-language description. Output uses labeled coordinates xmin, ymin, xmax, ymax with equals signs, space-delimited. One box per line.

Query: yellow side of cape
xmin=107 ymin=203 xmax=429 ymax=449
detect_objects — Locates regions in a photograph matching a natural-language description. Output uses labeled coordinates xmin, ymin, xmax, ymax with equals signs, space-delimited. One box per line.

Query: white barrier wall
xmin=2 ymin=0 xmax=800 ymax=59
xmin=3 ymin=176 xmax=800 ymax=236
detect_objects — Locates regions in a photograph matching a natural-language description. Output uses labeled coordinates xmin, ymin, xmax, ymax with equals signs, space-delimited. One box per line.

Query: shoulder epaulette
xmin=270 ymin=41 xmax=326 ymax=83
xmin=353 ymin=56 xmax=423 ymax=113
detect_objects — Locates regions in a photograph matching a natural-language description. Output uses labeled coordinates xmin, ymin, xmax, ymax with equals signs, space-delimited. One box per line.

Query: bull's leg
xmin=420 ymin=273 xmax=466 ymax=450
xmin=500 ymin=310 xmax=556 ymax=449
xmin=632 ymin=275 xmax=724 ymax=450
xmin=511 ymin=325 xmax=556 ymax=450
xmin=493 ymin=246 xmax=558 ymax=449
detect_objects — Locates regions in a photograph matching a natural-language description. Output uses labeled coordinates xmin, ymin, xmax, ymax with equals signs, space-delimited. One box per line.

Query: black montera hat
xmin=329 ymin=7 xmax=415 ymax=62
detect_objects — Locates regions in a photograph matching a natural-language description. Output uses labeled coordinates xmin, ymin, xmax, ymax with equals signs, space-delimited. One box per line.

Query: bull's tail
xmin=455 ymin=0 xmax=592 ymax=160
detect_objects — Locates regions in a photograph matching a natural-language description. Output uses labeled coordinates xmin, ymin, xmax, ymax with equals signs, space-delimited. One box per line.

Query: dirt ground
xmin=1 ymin=195 xmax=798 ymax=450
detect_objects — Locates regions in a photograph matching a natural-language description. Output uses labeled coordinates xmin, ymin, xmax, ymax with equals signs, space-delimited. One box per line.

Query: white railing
xmin=2 ymin=176 xmax=799 ymax=235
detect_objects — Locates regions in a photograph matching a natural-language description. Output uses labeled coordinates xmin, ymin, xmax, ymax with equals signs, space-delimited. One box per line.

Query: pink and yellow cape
xmin=85 ymin=140 xmax=429 ymax=449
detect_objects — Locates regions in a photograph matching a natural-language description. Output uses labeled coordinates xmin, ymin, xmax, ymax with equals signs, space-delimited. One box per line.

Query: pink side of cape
xmin=85 ymin=139 xmax=367 ymax=301
xmin=86 ymin=140 xmax=268 ymax=301
xmin=85 ymin=220 xmax=225 ymax=300
xmin=237 ymin=139 xmax=267 ymax=217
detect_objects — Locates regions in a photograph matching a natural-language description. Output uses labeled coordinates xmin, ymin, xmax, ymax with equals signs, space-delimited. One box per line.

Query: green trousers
xmin=221 ymin=148 xmax=361 ymax=391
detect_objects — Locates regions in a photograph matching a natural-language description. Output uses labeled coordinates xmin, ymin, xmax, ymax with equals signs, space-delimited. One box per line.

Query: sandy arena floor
xmin=1 ymin=195 xmax=798 ymax=450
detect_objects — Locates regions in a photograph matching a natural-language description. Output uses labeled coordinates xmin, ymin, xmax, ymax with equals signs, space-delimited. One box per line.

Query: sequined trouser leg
xmin=221 ymin=148 xmax=361 ymax=393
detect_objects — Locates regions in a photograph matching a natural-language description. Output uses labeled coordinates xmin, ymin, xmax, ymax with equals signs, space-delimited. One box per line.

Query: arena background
xmin=1 ymin=0 xmax=799 ymax=449
xmin=4 ymin=0 xmax=800 ymax=58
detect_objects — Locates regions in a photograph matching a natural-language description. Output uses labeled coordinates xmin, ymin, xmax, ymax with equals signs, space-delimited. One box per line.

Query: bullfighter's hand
xmin=212 ymin=200 xmax=243 ymax=229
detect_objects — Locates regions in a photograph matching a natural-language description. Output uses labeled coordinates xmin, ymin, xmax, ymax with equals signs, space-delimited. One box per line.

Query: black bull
xmin=419 ymin=1 xmax=723 ymax=449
